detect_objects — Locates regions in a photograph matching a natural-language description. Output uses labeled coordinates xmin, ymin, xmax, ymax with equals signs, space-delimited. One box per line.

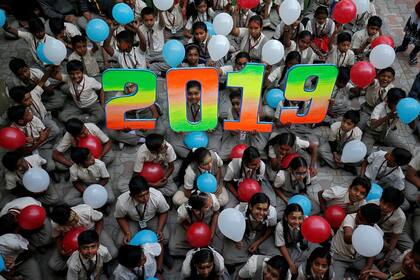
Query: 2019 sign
xmin=103 ymin=64 xmax=338 ymax=132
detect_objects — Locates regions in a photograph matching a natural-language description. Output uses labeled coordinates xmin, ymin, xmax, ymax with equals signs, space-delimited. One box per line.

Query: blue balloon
xmin=396 ymin=97 xmax=420 ymax=124
xmin=0 ymin=255 xmax=4 ymax=272
xmin=112 ymin=3 xmax=134 ymax=25
xmin=266 ymin=88 xmax=285 ymax=109
xmin=86 ymin=19 xmax=109 ymax=43
xmin=184 ymin=132 xmax=209 ymax=149
xmin=129 ymin=229 xmax=158 ymax=246
xmin=205 ymin=22 xmax=216 ymax=35
xmin=36 ymin=43 xmax=54 ymax=64
xmin=288 ymin=195 xmax=312 ymax=216
xmin=366 ymin=183 xmax=383 ymax=202
xmin=0 ymin=9 xmax=5 ymax=28
xmin=163 ymin=40 xmax=185 ymax=68
xmin=197 ymin=172 xmax=217 ymax=193
xmin=147 ymin=278 xmax=158 ymax=280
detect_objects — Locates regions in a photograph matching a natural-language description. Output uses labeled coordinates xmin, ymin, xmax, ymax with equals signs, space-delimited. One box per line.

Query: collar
xmin=344 ymin=191 xmax=351 ymax=204
xmin=80 ymin=252 xmax=97 ymax=263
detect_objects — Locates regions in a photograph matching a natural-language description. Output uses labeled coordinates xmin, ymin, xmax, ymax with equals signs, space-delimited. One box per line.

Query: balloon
xmin=0 ymin=9 xmax=5 ymax=28
xmin=262 ymin=40 xmax=285 ymax=65
xmin=36 ymin=43 xmax=53 ymax=64
xmin=83 ymin=184 xmax=108 ymax=209
xmin=78 ymin=135 xmax=103 ymax=158
xmin=197 ymin=173 xmax=217 ymax=193
xmin=230 ymin=144 xmax=248 ymax=159
xmin=62 ymin=227 xmax=85 ymax=253
xmin=140 ymin=162 xmax=165 ymax=184
xmin=130 ymin=230 xmax=158 ymax=246
xmin=332 ymin=0 xmax=357 ymax=24
xmin=280 ymin=153 xmax=300 ymax=169
xmin=142 ymin=242 xmax=162 ymax=256
xmin=0 ymin=255 xmax=4 ymax=272
xmin=324 ymin=206 xmax=346 ymax=229
xmin=218 ymin=208 xmax=246 ymax=242
xmin=369 ymin=44 xmax=395 ymax=69
xmin=371 ymin=35 xmax=395 ymax=49
xmin=22 ymin=167 xmax=50 ymax=193
xmin=86 ymin=19 xmax=109 ymax=43
xmin=353 ymin=0 xmax=369 ymax=14
xmin=279 ymin=0 xmax=302 ymax=25
xmin=187 ymin=222 xmax=212 ymax=248
xmin=238 ymin=179 xmax=261 ymax=202
xmin=0 ymin=127 xmax=26 ymax=150
xmin=205 ymin=22 xmax=216 ymax=36
xmin=162 ymin=40 xmax=185 ymax=68
xmin=350 ymin=61 xmax=376 ymax=88
xmin=341 ymin=140 xmax=367 ymax=163
xmin=396 ymin=98 xmax=420 ymax=124
xmin=18 ymin=205 xmax=46 ymax=230
xmin=112 ymin=3 xmax=134 ymax=25
xmin=213 ymin=13 xmax=233 ymax=36
xmin=289 ymin=195 xmax=312 ymax=216
xmin=43 ymin=39 xmax=67 ymax=65
xmin=207 ymin=35 xmax=230 ymax=61
xmin=237 ymin=0 xmax=259 ymax=9
xmin=366 ymin=183 xmax=383 ymax=202
xmin=153 ymin=0 xmax=174 ymax=11
xmin=184 ymin=132 xmax=209 ymax=149
xmin=352 ymin=225 xmax=383 ymax=257
xmin=266 ymin=88 xmax=285 ymax=109
xmin=301 ymin=216 xmax=331 ymax=243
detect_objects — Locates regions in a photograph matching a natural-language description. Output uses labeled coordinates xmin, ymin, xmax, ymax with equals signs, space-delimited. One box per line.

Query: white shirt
xmin=177 ymin=193 xmax=220 ymax=223
xmin=184 ymin=153 xmax=223 ymax=190
xmin=238 ymin=255 xmax=270 ymax=278
xmin=409 ymin=152 xmax=420 ymax=170
xmin=11 ymin=115 xmax=45 ymax=140
xmin=322 ymin=185 xmax=365 ymax=213
xmin=17 ymin=31 xmax=54 ymax=64
xmin=306 ymin=18 xmax=335 ymax=37
xmin=113 ymin=252 xmax=156 ymax=280
xmin=331 ymin=213 xmax=357 ymax=258
xmin=68 ymin=49 xmax=100 ymax=77
xmin=133 ymin=141 xmax=177 ymax=173
xmin=237 ymin=28 xmax=268 ymax=61
xmin=328 ymin=121 xmax=363 ymax=142
xmin=369 ymin=101 xmax=398 ymax=132
xmin=161 ymin=5 xmax=184 ymax=32
xmin=273 ymin=22 xmax=304 ymax=41
xmin=10 ymin=68 xmax=51 ymax=88
xmin=327 ymin=46 xmax=355 ymax=67
xmin=5 ymin=154 xmax=46 ymax=190
xmin=70 ymin=159 xmax=110 ymax=183
xmin=224 ymin=158 xmax=266 ymax=182
xmin=139 ymin=22 xmax=165 ymax=54
xmin=378 ymin=207 xmax=406 ymax=235
xmin=0 ymin=197 xmax=42 ymax=216
xmin=285 ymin=41 xmax=317 ymax=64
xmin=182 ymin=248 xmax=225 ymax=277
xmin=268 ymin=136 xmax=310 ymax=159
xmin=0 ymin=234 xmax=29 ymax=259
xmin=28 ymin=85 xmax=48 ymax=120
xmin=113 ymin=46 xmax=147 ymax=69
xmin=62 ymin=74 xmax=101 ymax=108
xmin=352 ymin=29 xmax=379 ymax=53
xmin=66 ymin=245 xmax=112 ymax=280
xmin=363 ymin=79 xmax=394 ymax=108
xmin=64 ymin=22 xmax=82 ymax=38
xmin=185 ymin=9 xmax=216 ymax=30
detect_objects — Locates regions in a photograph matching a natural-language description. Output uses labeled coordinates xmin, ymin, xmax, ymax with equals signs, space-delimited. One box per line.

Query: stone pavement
xmin=0 ymin=0 xmax=418 ymax=279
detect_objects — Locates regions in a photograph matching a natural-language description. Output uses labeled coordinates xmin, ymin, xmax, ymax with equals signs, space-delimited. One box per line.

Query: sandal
xmin=409 ymin=56 xmax=418 ymax=66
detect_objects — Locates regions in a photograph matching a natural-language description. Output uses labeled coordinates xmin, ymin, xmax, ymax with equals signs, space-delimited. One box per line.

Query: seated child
xmin=161 ymin=3 xmax=184 ymax=40
xmin=238 ymin=255 xmax=289 ymax=280
xmin=306 ymin=6 xmax=335 ymax=60
xmin=48 ymin=17 xmax=81 ymax=49
xmin=182 ymin=247 xmax=228 ymax=279
xmin=184 ymin=0 xmax=215 ymax=38
xmin=296 ymin=246 xmax=333 ymax=280
xmin=68 ymin=35 xmax=100 ymax=77
xmin=327 ymin=32 xmax=355 ymax=67
xmin=181 ymin=43 xmax=206 ymax=67
xmin=283 ymin=30 xmax=317 ymax=65
xmin=113 ymin=244 xmax=159 ymax=279
xmin=352 ymin=15 xmax=382 ymax=60
xmin=188 ymin=22 xmax=211 ymax=61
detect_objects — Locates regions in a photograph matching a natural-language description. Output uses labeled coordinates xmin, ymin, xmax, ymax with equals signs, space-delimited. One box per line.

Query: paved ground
xmin=0 ymin=0 xmax=418 ymax=279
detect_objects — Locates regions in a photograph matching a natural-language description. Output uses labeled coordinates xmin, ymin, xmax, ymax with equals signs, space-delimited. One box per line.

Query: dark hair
xmin=118 ymin=245 xmax=144 ymax=268
xmin=116 ymin=30 xmax=135 ymax=45
xmin=187 ymin=80 xmax=202 ymax=92
xmin=188 ymin=192 xmax=210 ymax=210
xmin=265 ymin=256 xmax=289 ymax=279
xmin=298 ymin=30 xmax=312 ymax=41
xmin=229 ymin=89 xmax=242 ymax=101
xmin=314 ymin=6 xmax=329 ymax=17
xmin=359 ymin=203 xmax=381 ymax=225
xmin=189 ymin=249 xmax=218 ymax=280
xmin=192 ymin=21 xmax=208 ymax=33
xmin=235 ymin=52 xmax=251 ymax=63
xmin=0 ymin=213 xmax=18 ymax=235
xmin=9 ymin=57 xmax=27 ymax=75
xmin=28 ymin=17 xmax=45 ymax=34
xmin=78 ymin=229 xmax=99 ymax=246
xmin=343 ymin=110 xmax=360 ymax=125
xmin=2 ymin=151 xmax=23 ymax=171
xmin=70 ymin=147 xmax=91 ymax=165
xmin=378 ymin=67 xmax=395 ymax=77
xmin=66 ymin=59 xmax=84 ymax=73
xmin=71 ymin=35 xmax=87 ymax=47
xmin=65 ymin=118 xmax=84 ymax=137
xmin=289 ymin=156 xmax=308 ymax=170
xmin=266 ymin=132 xmax=297 ymax=156
xmin=336 ymin=66 xmax=351 ymax=84
xmin=282 ymin=203 xmax=304 ymax=246
xmin=50 ymin=205 xmax=72 ymax=225
xmin=337 ymin=32 xmax=352 ymax=44
xmin=191 ymin=0 xmax=210 ymax=23
xmin=391 ymin=147 xmax=412 ymax=166
xmin=248 ymin=15 xmax=263 ymax=28
xmin=9 ymin=86 xmax=28 ymax=103
xmin=367 ymin=16 xmax=382 ymax=28
xmin=49 ymin=17 xmax=65 ymax=35
xmin=129 ymin=175 xmax=150 ymax=195
xmin=381 ymin=187 xmax=405 ymax=209
xmin=280 ymin=51 xmax=301 ymax=83
xmin=178 ymin=147 xmax=211 ymax=184
xmin=145 ymin=134 xmax=164 ymax=152
xmin=240 ymin=146 xmax=261 ymax=177
xmin=185 ymin=43 xmax=201 ymax=54
xmin=305 ymin=246 xmax=331 ymax=280
xmin=7 ymin=105 xmax=27 ymax=123
xmin=387 ymin=88 xmax=406 ymax=106
xmin=141 ymin=6 xmax=155 ymax=18
xmin=249 ymin=192 xmax=270 ymax=208
xmin=349 ymin=176 xmax=371 ymax=195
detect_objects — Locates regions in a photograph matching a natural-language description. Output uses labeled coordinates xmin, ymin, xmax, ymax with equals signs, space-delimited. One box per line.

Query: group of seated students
xmin=0 ymin=0 xmax=419 ymax=279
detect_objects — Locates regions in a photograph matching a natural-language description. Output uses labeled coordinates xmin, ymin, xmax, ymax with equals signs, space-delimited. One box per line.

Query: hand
xmin=39 ymin=128 xmax=51 ymax=142
xmin=333 ymin=153 xmax=342 ymax=163
xmin=26 ymin=137 xmax=35 ymax=144
xmin=334 ymin=22 xmax=343 ymax=33
xmin=64 ymin=15 xmax=77 ymax=23
xmin=215 ymin=184 xmax=223 ymax=195
xmin=234 ymin=241 xmax=244 ymax=249
xmin=248 ymin=242 xmax=260 ymax=253
xmin=130 ymin=20 xmax=140 ymax=30
xmin=123 ymin=232 xmax=132 ymax=245
xmin=289 ymin=263 xmax=298 ymax=275
xmin=309 ymin=166 xmax=317 ymax=177
xmin=4 ymin=256 xmax=16 ymax=270
xmin=207 ymin=60 xmax=216 ymax=67
xmin=360 ymin=269 xmax=388 ymax=280
xmin=156 ymin=230 xmax=164 ymax=242
xmin=283 ymin=25 xmax=291 ymax=33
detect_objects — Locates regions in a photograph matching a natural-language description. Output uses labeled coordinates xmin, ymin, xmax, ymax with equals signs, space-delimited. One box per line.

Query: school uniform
xmin=182 ymin=247 xmax=229 ymax=279
xmin=235 ymin=28 xmax=268 ymax=62
xmin=275 ymin=222 xmax=311 ymax=266
xmin=238 ymin=255 xmax=275 ymax=280
xmin=68 ymin=50 xmax=100 ymax=77
xmin=16 ymin=31 xmax=54 ymax=66
xmin=59 ymin=74 xmax=105 ymax=124
xmin=162 ymin=4 xmax=184 ymax=40
xmin=303 ymin=0 xmax=332 ymax=18
xmin=64 ymin=159 xmax=115 ymax=206
xmin=296 ymin=262 xmax=334 ymax=280
xmin=273 ymin=22 xmax=304 ymax=44
xmin=351 ymin=29 xmax=379 ymax=60
xmin=66 ymin=245 xmax=112 ymax=280
xmin=326 ymin=46 xmax=355 ymax=67
xmin=113 ymin=250 xmax=157 ymax=279
xmin=321 ymin=185 xmax=366 ymax=213
xmin=343 ymin=2 xmax=377 ymax=34
xmin=326 ymin=84 xmax=353 ymax=124
xmin=229 ymin=10 xmax=255 ymax=50
xmin=185 ymin=10 xmax=216 ymax=30
xmin=139 ymin=22 xmax=170 ymax=74
xmin=306 ymin=18 xmax=335 ymax=56
xmin=187 ymin=35 xmax=212 ymax=60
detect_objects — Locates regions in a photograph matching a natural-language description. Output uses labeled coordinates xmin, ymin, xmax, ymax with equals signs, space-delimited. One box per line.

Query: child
xmin=318 ymin=176 xmax=370 ymax=214
xmin=173 ymin=147 xmax=228 ymax=207
xmin=267 ymin=51 xmax=301 ymax=89
xmin=113 ymin=244 xmax=158 ymax=279
xmin=182 ymin=43 xmax=206 ymax=67
xmin=318 ymin=110 xmax=363 ymax=171
xmin=169 ymin=192 xmax=220 ymax=256
xmin=188 ymin=22 xmax=211 ymax=61
xmin=123 ymin=0 xmax=147 ymax=21
xmin=66 ymin=230 xmax=112 ymax=280
xmin=297 ymin=246 xmax=333 ymax=280
xmin=327 ymin=32 xmax=355 ymax=67
xmin=330 ymin=203 xmax=382 ymax=279
xmin=395 ymin=2 xmax=420 ymax=65
xmin=306 ymin=6 xmax=335 ymax=60
xmin=303 ymin=0 xmax=332 ymax=19
xmin=283 ymin=30 xmax=317 ymax=65
xmin=182 ymin=247 xmax=228 ymax=279
xmin=68 ymin=35 xmax=100 ymax=77
xmin=184 ymin=0 xmax=215 ymax=38
xmin=48 ymin=17 xmax=81 ymax=49
xmin=238 ymin=255 xmax=289 ymax=280
xmin=273 ymin=20 xmax=304 ymax=45
xmin=352 ymin=15 xmax=382 ymax=60
xmin=326 ymin=66 xmax=352 ymax=123
xmin=160 ymin=2 xmax=184 ymax=40
xmin=343 ymin=0 xmax=377 ymax=34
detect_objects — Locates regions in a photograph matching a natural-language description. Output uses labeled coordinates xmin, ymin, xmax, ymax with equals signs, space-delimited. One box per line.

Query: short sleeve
xmin=238 ymin=255 xmax=258 ymax=278
xmin=69 ymin=165 xmax=79 ymax=182
xmin=133 ymin=147 xmax=146 ymax=173
xmin=370 ymin=103 xmax=385 ymax=120
xmin=328 ymin=122 xmax=341 ymax=141
xmin=351 ymin=31 xmax=363 ymax=49
xmin=322 ymin=186 xmax=346 ymax=201
xmin=238 ymin=27 xmax=248 ymax=38
xmin=114 ymin=196 xmax=128 ymax=218
xmin=266 ymin=206 xmax=277 ymax=226
xmin=295 ymin=136 xmax=310 ymax=149
xmin=273 ymin=171 xmax=286 ymax=189
xmin=166 ymin=143 xmax=177 ymax=163
xmin=185 ymin=17 xmax=193 ymax=30
xmin=90 ymin=207 xmax=104 ymax=222
xmin=34 ymin=154 xmax=47 ymax=166
xmin=55 ymin=133 xmax=73 ymax=153
xmin=17 ymin=30 xmax=33 ymax=42
xmin=87 ymin=124 xmax=110 ymax=143
xmin=5 ymin=173 xmax=18 ymax=190
xmin=30 ymin=85 xmax=44 ymax=99
xmin=224 ymin=163 xmax=235 ymax=181
xmin=275 ymin=222 xmax=285 ymax=247
xmin=154 ymin=191 xmax=170 ymax=213
xmin=97 ymin=160 xmax=110 ymax=178
xmin=184 ymin=167 xmax=196 ymax=190
xmin=177 ymin=204 xmax=189 ymax=222
xmin=367 ymin=151 xmax=382 ymax=164
xmin=342 ymin=214 xmax=356 ymax=229
xmin=87 ymin=76 xmax=102 ymax=91
xmin=210 ymin=194 xmax=220 ymax=212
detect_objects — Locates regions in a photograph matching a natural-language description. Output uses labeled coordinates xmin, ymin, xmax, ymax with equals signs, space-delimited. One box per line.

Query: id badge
xmin=240 ymin=131 xmax=247 ymax=141
xmin=248 ymin=231 xmax=256 ymax=240
xmin=171 ymin=27 xmax=177 ymax=34
xmin=139 ymin=220 xmax=147 ymax=229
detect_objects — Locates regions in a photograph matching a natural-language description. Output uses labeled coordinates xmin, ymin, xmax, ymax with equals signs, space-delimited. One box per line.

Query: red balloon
xmin=62 ymin=227 xmax=86 ymax=253
xmin=0 ymin=127 xmax=26 ymax=150
xmin=238 ymin=179 xmax=261 ymax=202
xmin=350 ymin=61 xmax=376 ymax=88
xmin=140 ymin=162 xmax=165 ymax=184
xmin=301 ymin=216 xmax=331 ymax=243
xmin=18 ymin=205 xmax=46 ymax=230
xmin=186 ymin=222 xmax=212 ymax=248
xmin=78 ymin=135 xmax=103 ymax=158
xmin=371 ymin=35 xmax=395 ymax=49
xmin=280 ymin=153 xmax=300 ymax=169
xmin=230 ymin=144 xmax=248 ymax=159
xmin=324 ymin=205 xmax=346 ymax=229
xmin=332 ymin=0 xmax=357 ymax=24
xmin=237 ymin=0 xmax=259 ymax=9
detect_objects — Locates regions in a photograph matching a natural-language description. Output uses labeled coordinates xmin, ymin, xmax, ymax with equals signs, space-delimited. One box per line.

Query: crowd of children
xmin=0 ymin=0 xmax=419 ymax=279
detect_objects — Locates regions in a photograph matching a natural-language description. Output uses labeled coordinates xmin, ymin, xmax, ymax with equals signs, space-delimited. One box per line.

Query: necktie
xmin=147 ymin=29 xmax=154 ymax=53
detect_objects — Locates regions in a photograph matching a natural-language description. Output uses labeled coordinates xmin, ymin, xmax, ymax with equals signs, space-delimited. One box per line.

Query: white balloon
xmin=262 ymin=40 xmax=285 ymax=65
xmin=213 ymin=13 xmax=233 ymax=36
xmin=352 ymin=225 xmax=384 ymax=257
xmin=353 ymin=0 xmax=369 ymax=15
xmin=44 ymin=39 xmax=67 ymax=65
xmin=341 ymin=140 xmax=367 ymax=163
xmin=207 ymin=35 xmax=230 ymax=61
xmin=369 ymin=44 xmax=396 ymax=69
xmin=22 ymin=167 xmax=50 ymax=193
xmin=142 ymin=242 xmax=162 ymax=256
xmin=83 ymin=184 xmax=108 ymax=209
xmin=280 ymin=0 xmax=301 ymax=25
xmin=153 ymin=0 xmax=174 ymax=11
xmin=218 ymin=208 xmax=246 ymax=242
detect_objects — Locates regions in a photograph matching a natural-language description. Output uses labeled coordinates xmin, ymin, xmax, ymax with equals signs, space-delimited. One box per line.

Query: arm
xmin=274 ymin=187 xmax=289 ymax=204
xmin=354 ymin=37 xmax=372 ymax=55
xmin=370 ymin=112 xmax=395 ymax=129
xmin=164 ymin=162 xmax=174 ymax=179
xmin=183 ymin=188 xmax=192 ymax=198
xmin=226 ymin=181 xmax=239 ymax=199
xmin=100 ymin=140 xmax=112 ymax=158
xmin=136 ymin=28 xmax=147 ymax=52
xmin=269 ymin=157 xmax=281 ymax=172
xmin=230 ymin=25 xmax=240 ymax=37
xmin=52 ymin=150 xmax=73 ymax=167
xmin=283 ymin=25 xmax=292 ymax=48
xmin=116 ymin=217 xmax=132 ymax=244
xmin=103 ymin=27 xmax=116 ymax=57
xmin=94 ymin=218 xmax=104 ymax=235
xmin=318 ymin=190 xmax=327 ymax=212
xmin=156 ymin=211 xmax=168 ymax=241
xmin=158 ymin=11 xmax=166 ymax=29
xmin=382 ymin=233 xmax=399 ymax=262
xmin=280 ymin=245 xmax=298 ymax=274
xmin=210 ymin=211 xmax=220 ymax=238
xmin=359 ymin=159 xmax=368 ymax=176
xmin=98 ymin=88 xmax=105 ymax=107
xmin=98 ymin=177 xmax=109 ymax=186
xmin=406 ymin=166 xmax=420 ymax=189
xmin=72 ymin=180 xmax=86 ymax=193
xmin=3 ymin=23 xmax=19 ymax=37
xmin=251 ymin=226 xmax=274 ymax=250
xmin=343 ymin=226 xmax=353 ymax=244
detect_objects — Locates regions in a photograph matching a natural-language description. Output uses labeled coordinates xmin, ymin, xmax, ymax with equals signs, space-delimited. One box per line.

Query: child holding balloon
xmin=352 ymin=15 xmax=382 ymax=60
xmin=182 ymin=247 xmax=230 ymax=280
xmin=296 ymin=246 xmax=333 ymax=280
xmin=305 ymin=6 xmax=335 ymax=60
xmin=326 ymin=31 xmax=355 ymax=67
